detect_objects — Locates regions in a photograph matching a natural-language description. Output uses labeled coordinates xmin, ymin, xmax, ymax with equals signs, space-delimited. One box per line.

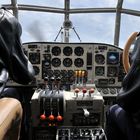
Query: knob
xmin=82 ymin=71 xmax=85 ymax=77
xmin=82 ymin=88 xmax=87 ymax=94
xmin=83 ymin=108 xmax=90 ymax=117
xmin=78 ymin=70 xmax=82 ymax=77
xmin=40 ymin=114 xmax=46 ymax=120
xmin=75 ymin=88 xmax=80 ymax=93
xmin=57 ymin=115 xmax=63 ymax=121
xmin=44 ymin=76 xmax=49 ymax=81
xmin=75 ymin=71 xmax=78 ymax=76
xmin=50 ymin=77 xmax=55 ymax=82
xmin=56 ymin=77 xmax=61 ymax=81
xmin=89 ymin=88 xmax=94 ymax=94
xmin=49 ymin=114 xmax=55 ymax=121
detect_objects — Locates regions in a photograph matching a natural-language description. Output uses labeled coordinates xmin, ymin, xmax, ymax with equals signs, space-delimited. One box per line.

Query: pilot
xmin=105 ymin=34 xmax=140 ymax=140
xmin=0 ymin=7 xmax=35 ymax=140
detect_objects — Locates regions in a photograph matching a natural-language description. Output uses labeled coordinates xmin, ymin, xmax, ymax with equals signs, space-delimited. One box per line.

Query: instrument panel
xmin=7 ymin=42 xmax=125 ymax=97
xmin=18 ymin=42 xmax=125 ymax=140
xmin=22 ymin=42 xmax=125 ymax=87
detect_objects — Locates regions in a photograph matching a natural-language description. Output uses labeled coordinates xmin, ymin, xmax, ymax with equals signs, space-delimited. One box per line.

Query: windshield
xmin=1 ymin=0 xmax=140 ymax=48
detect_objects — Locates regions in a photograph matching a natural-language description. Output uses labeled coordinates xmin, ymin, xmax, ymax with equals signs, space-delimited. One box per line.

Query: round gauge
xmin=51 ymin=46 xmax=61 ymax=56
xmin=46 ymin=70 xmax=53 ymax=77
xmin=102 ymin=88 xmax=109 ymax=94
xmin=33 ymin=66 xmax=40 ymax=75
xmin=109 ymin=88 xmax=116 ymax=94
xmin=95 ymin=66 xmax=104 ymax=76
xmin=95 ymin=54 xmax=105 ymax=64
xmin=63 ymin=58 xmax=72 ymax=67
xmin=68 ymin=70 xmax=74 ymax=77
xmin=54 ymin=70 xmax=61 ymax=77
xmin=63 ymin=46 xmax=73 ymax=56
xmin=29 ymin=53 xmax=40 ymax=64
xmin=107 ymin=66 xmax=118 ymax=77
xmin=74 ymin=47 xmax=84 ymax=56
xmin=74 ymin=58 xmax=84 ymax=67
xmin=51 ymin=58 xmax=61 ymax=67
xmin=61 ymin=70 xmax=68 ymax=76
xmin=107 ymin=52 xmax=119 ymax=64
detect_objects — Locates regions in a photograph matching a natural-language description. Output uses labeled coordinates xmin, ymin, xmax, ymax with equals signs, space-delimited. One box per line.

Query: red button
xmin=89 ymin=88 xmax=94 ymax=93
xmin=75 ymin=88 xmax=80 ymax=93
xmin=40 ymin=114 xmax=46 ymax=120
xmin=82 ymin=88 xmax=87 ymax=93
xmin=49 ymin=115 xmax=55 ymax=121
xmin=57 ymin=115 xmax=63 ymax=121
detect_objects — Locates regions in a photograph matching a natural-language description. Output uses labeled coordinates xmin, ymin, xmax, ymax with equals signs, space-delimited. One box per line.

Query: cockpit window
xmin=123 ymin=0 xmax=140 ymax=11
xmin=18 ymin=11 xmax=64 ymax=42
xmin=1 ymin=0 xmax=10 ymax=4
xmin=70 ymin=13 xmax=115 ymax=44
xmin=1 ymin=0 xmax=140 ymax=48
xmin=70 ymin=0 xmax=117 ymax=8
xmin=16 ymin=0 xmax=64 ymax=8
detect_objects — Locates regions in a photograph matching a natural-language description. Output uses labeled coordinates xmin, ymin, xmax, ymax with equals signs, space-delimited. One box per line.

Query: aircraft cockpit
xmin=1 ymin=0 xmax=140 ymax=140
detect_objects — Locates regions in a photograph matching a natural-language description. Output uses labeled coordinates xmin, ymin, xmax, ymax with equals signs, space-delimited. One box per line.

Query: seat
xmin=0 ymin=7 xmax=34 ymax=140
xmin=0 ymin=97 xmax=23 ymax=140
xmin=0 ymin=68 xmax=23 ymax=140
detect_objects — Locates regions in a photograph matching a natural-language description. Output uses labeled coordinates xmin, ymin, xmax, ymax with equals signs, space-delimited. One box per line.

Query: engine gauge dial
xmin=52 ymin=46 xmax=61 ymax=56
xmin=52 ymin=58 xmax=61 ymax=67
xmin=74 ymin=47 xmax=84 ymax=56
xmin=74 ymin=58 xmax=84 ymax=67
xmin=95 ymin=66 xmax=104 ymax=76
xmin=29 ymin=53 xmax=40 ymax=64
xmin=63 ymin=58 xmax=72 ymax=67
xmin=107 ymin=66 xmax=118 ymax=77
xmin=63 ymin=46 xmax=73 ymax=56
xmin=95 ymin=54 xmax=105 ymax=64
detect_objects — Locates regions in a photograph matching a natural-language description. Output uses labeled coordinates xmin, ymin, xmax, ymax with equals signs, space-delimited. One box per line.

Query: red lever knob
xmin=82 ymin=88 xmax=87 ymax=93
xmin=49 ymin=114 xmax=55 ymax=121
xmin=40 ymin=114 xmax=46 ymax=120
xmin=89 ymin=88 xmax=94 ymax=93
xmin=75 ymin=88 xmax=80 ymax=93
xmin=57 ymin=115 xmax=63 ymax=121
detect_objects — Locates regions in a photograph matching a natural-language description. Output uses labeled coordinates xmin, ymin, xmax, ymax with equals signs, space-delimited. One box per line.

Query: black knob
xmin=44 ymin=76 xmax=49 ymax=81
xmin=50 ymin=77 xmax=55 ymax=82
xmin=56 ymin=77 xmax=61 ymax=81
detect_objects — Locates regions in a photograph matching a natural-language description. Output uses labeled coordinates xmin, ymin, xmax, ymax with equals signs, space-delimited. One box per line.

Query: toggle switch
xmin=75 ymin=71 xmax=78 ymax=76
xmin=78 ymin=70 xmax=82 ymax=77
xmin=82 ymin=71 xmax=85 ymax=77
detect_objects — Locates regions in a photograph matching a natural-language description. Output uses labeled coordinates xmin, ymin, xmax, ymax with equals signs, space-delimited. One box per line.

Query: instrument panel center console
xmin=7 ymin=42 xmax=125 ymax=97
xmin=6 ymin=42 xmax=125 ymax=140
xmin=31 ymin=80 xmax=105 ymax=140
